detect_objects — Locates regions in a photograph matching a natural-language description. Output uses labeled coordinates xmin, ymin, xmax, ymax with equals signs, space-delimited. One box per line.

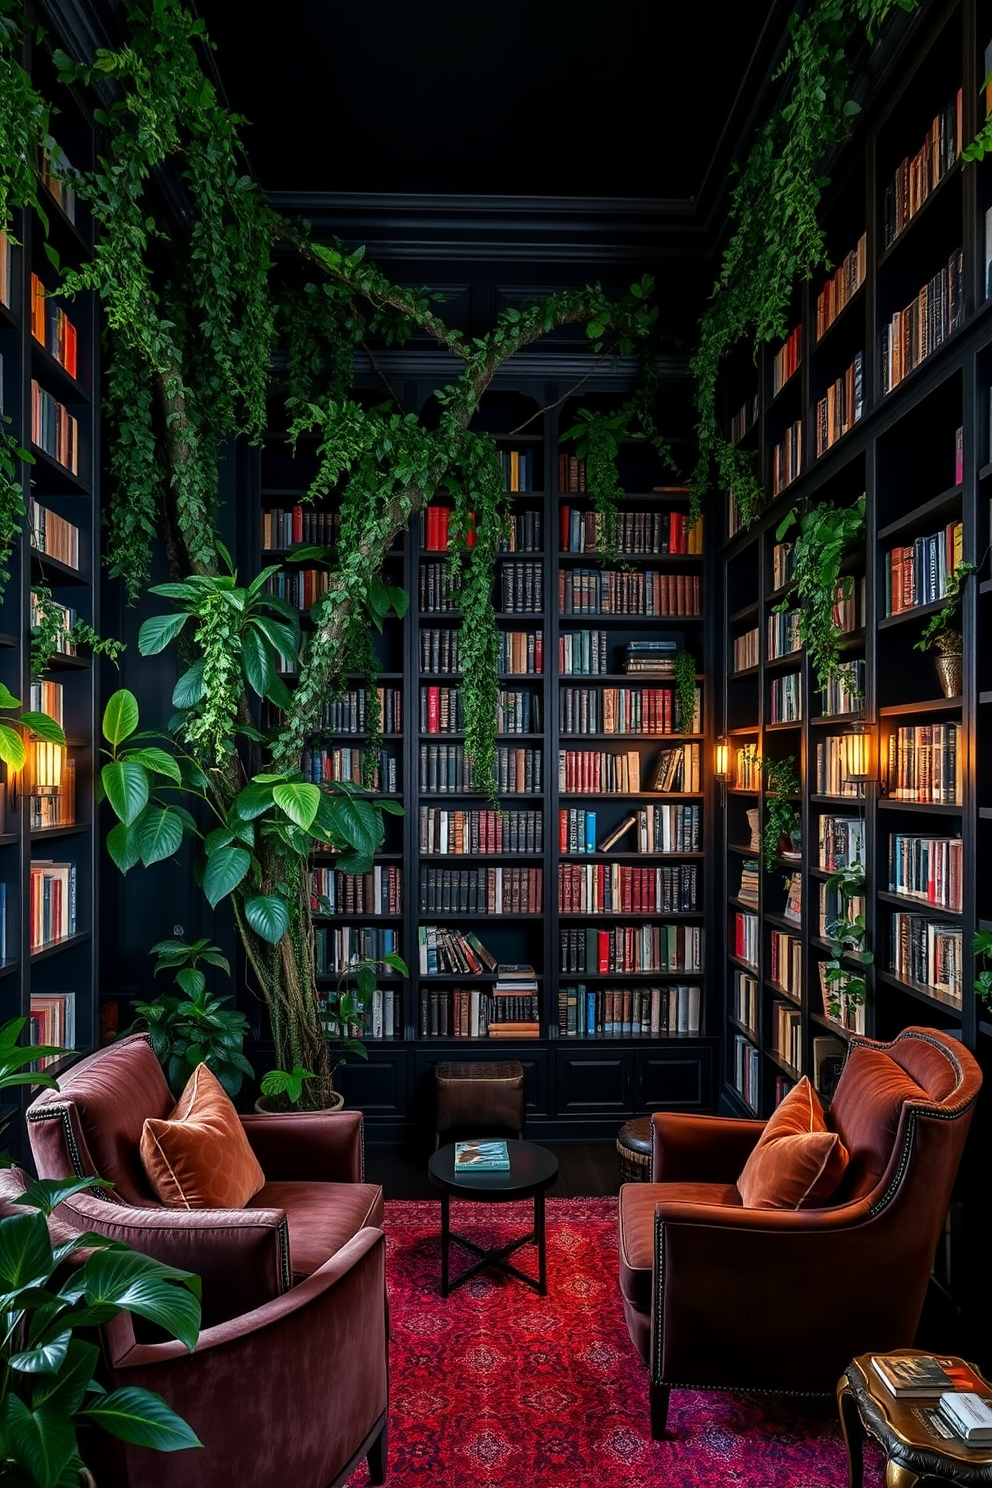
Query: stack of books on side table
xmin=870 ymin=1354 xmax=992 ymax=1447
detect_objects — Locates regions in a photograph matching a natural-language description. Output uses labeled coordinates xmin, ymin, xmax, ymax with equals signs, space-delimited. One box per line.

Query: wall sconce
xmin=714 ymin=735 xmax=730 ymax=781
xmin=843 ymin=719 xmax=876 ymax=784
xmin=31 ymin=739 xmax=65 ymax=796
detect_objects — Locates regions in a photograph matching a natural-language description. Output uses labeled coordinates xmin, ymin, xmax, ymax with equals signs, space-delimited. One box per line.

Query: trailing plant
xmin=821 ymin=859 xmax=872 ymax=1023
xmin=29 ymin=586 xmax=126 ymax=679
xmin=0 ymin=424 xmax=27 ymax=594
xmin=743 ymin=749 xmax=801 ymax=874
xmin=0 ymin=1173 xmax=202 ymax=1487
xmin=775 ymin=496 xmax=866 ymax=694
xmin=913 ymin=561 xmax=977 ymax=653
xmin=691 ymin=0 xmax=917 ymax=526
xmin=127 ymin=935 xmax=254 ymax=1099
xmin=973 ymin=928 xmax=992 ymax=1009
xmin=674 ymin=648 xmax=697 ymax=735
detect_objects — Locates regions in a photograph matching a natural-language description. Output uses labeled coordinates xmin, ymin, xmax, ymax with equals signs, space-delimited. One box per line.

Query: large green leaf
xmin=19 ymin=711 xmax=66 ymax=746
xmin=136 ymin=807 xmax=185 ymax=866
xmin=9 ymin=1328 xmax=71 ymax=1375
xmin=0 ymin=681 xmax=21 ymax=709
xmin=123 ymin=747 xmax=182 ymax=784
xmin=138 ymin=612 xmax=189 ymax=655
xmin=272 ymin=781 xmax=321 ymax=830
xmin=1 ymin=1391 xmax=77 ymax=1488
xmin=234 ymin=782 xmax=273 ymax=820
xmin=101 ymin=761 xmax=150 ymax=826
xmin=0 ymin=1211 xmax=54 ymax=1290
xmin=80 ymin=1250 xmax=201 ymax=1351
xmin=249 ymin=614 xmax=300 ymax=662
xmin=240 ymin=624 xmax=275 ymax=698
xmin=202 ymin=846 xmax=251 ymax=907
xmin=0 ymin=720 xmax=27 ymax=771
xmin=324 ymin=792 xmax=381 ymax=858
xmin=102 ymin=689 xmax=140 ymax=746
xmin=107 ymin=820 xmax=141 ymax=874
xmin=243 ymin=894 xmax=290 ymax=945
xmin=83 ymin=1387 xmax=202 ymax=1451
xmin=172 ymin=659 xmax=206 ymax=710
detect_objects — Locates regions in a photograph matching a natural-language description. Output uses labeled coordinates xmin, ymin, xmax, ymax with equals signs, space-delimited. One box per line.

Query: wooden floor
xmin=365 ymin=1139 xmax=621 ymax=1202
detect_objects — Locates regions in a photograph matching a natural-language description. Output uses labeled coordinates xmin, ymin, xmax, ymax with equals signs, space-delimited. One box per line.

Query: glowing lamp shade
xmin=31 ymin=739 xmax=64 ymax=795
xmin=843 ymin=721 xmax=875 ymax=784
xmin=714 ymin=736 xmax=731 ymax=780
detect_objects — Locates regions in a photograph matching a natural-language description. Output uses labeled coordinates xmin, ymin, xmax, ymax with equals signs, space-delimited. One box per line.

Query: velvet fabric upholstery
xmin=736 ymin=1076 xmax=849 ymax=1208
xmin=25 ymin=1033 xmax=385 ymax=1331
xmin=140 ymin=1064 xmax=266 ymax=1209
xmin=617 ymin=1026 xmax=982 ymax=1438
xmin=0 ymin=1167 xmax=388 ymax=1488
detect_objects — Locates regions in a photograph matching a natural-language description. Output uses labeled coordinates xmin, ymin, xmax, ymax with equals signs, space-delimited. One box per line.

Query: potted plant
xmin=256 ymin=1062 xmax=315 ymax=1113
xmin=127 ymin=936 xmax=254 ymax=1100
xmin=913 ymin=561 xmax=975 ymax=697
xmin=743 ymin=750 xmax=801 ymax=874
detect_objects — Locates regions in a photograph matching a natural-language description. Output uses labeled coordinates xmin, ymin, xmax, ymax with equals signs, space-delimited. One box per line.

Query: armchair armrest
xmin=239 ymin=1109 xmax=364 ymax=1182
xmin=55 ymin=1190 xmax=290 ymax=1327
xmin=651 ymin=1112 xmax=766 ymax=1183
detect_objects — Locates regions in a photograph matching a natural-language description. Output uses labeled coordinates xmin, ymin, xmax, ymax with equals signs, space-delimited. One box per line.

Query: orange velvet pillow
xmin=737 ymin=1076 xmax=849 ymax=1209
xmin=140 ymin=1063 xmax=265 ymax=1209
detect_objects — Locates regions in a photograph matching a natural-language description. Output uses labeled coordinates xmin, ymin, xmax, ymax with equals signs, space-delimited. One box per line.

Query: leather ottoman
xmin=434 ymin=1061 xmax=525 ymax=1146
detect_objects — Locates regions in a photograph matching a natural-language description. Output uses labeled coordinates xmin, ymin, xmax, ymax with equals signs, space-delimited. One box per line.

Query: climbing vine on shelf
xmin=821 ymin=860 xmax=872 ymax=1023
xmin=674 ymin=648 xmax=697 ymax=736
xmin=690 ymin=0 xmax=918 ymax=527
xmin=775 ymin=496 xmax=866 ymax=694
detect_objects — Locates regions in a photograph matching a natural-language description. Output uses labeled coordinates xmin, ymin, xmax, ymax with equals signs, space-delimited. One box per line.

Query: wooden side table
xmin=837 ymin=1351 xmax=992 ymax=1487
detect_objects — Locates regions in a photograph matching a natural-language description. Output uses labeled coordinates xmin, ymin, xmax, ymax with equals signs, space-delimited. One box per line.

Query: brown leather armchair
xmin=618 ymin=1026 xmax=983 ymax=1437
xmin=24 ymin=1034 xmax=384 ymax=1328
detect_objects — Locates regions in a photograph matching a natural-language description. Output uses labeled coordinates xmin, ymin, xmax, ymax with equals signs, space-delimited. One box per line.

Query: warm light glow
xmin=714 ymin=736 xmax=730 ymax=780
xmin=31 ymin=740 xmax=64 ymax=795
xmin=843 ymin=721 xmax=874 ymax=783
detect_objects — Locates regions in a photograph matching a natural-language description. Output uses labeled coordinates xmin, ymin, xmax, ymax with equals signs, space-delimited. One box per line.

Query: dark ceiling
xmin=193 ymin=1 xmax=790 ymax=204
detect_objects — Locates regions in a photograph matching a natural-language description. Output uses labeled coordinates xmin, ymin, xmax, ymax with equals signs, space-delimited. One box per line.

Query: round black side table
xmin=427 ymin=1138 xmax=559 ymax=1297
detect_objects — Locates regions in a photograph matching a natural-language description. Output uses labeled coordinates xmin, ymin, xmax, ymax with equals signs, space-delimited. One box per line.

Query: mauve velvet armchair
xmin=618 ymin=1025 xmax=983 ymax=1437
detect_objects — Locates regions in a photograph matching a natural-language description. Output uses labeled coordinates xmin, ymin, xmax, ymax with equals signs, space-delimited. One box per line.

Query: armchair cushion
xmin=140 ymin=1064 xmax=266 ymax=1210
xmin=619 ymin=1179 xmax=741 ymax=1314
xmin=827 ymin=1045 xmax=929 ymax=1199
xmin=737 ymin=1076 xmax=849 ymax=1209
xmin=250 ymin=1181 xmax=384 ymax=1283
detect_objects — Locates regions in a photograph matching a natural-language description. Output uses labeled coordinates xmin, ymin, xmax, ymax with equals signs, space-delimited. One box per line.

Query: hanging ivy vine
xmin=775 ymin=495 xmax=866 ymax=694
xmin=690 ymin=0 xmax=918 ymax=527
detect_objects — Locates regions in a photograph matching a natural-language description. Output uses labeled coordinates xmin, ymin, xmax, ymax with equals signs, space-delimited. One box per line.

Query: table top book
xmin=870 ymin=1353 xmax=958 ymax=1397
xmin=453 ymin=1140 xmax=511 ymax=1171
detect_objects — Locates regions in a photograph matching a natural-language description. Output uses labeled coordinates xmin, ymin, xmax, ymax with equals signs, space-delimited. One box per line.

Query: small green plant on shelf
xmin=674 ymin=648 xmax=697 ymax=735
xmin=774 ymin=497 xmax=865 ymax=694
xmin=912 ymin=560 xmax=976 ymax=655
xmin=821 ymin=860 xmax=872 ymax=1023
xmin=973 ymin=928 xmax=992 ymax=1010
xmin=127 ymin=935 xmax=254 ymax=1100
xmin=743 ymin=749 xmax=801 ymax=874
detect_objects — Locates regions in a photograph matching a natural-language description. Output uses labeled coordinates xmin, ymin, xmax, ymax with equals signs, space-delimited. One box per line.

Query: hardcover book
xmin=453 ymin=1139 xmax=510 ymax=1171
xmin=870 ymin=1354 xmax=955 ymax=1397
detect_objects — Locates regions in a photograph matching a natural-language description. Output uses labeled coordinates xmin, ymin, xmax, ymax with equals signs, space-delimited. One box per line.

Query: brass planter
xmin=934 ymin=653 xmax=962 ymax=699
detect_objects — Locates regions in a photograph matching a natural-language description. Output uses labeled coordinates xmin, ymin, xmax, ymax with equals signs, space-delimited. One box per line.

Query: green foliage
xmin=775 ymin=496 xmax=865 ymax=693
xmin=913 ymin=561 xmax=976 ymax=653
xmin=744 ymin=749 xmax=801 ymax=874
xmin=0 ymin=1173 xmax=201 ymax=1486
xmin=127 ymin=935 xmax=253 ymax=1099
xmin=973 ymin=928 xmax=992 ymax=1009
xmin=29 ymin=586 xmax=125 ymax=679
xmin=691 ymin=0 xmax=917 ymax=524
xmin=0 ymin=420 xmax=28 ymax=593
xmin=0 ymin=681 xmax=66 ymax=775
xmin=674 ymin=648 xmax=697 ymax=735
xmin=0 ymin=1 xmax=52 ymax=232
xmin=821 ymin=860 xmax=872 ymax=1020
xmin=259 ymin=1063 xmax=314 ymax=1106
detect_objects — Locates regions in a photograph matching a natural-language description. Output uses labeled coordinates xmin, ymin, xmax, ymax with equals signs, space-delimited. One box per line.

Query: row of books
xmin=558 ymin=569 xmax=701 ymax=616
xmin=29 ymin=860 xmax=77 ymax=951
xmin=883 ymin=519 xmax=963 ymax=615
xmin=29 ymin=678 xmax=64 ymax=728
xmin=815 ymin=735 xmax=866 ymax=798
xmin=419 ymin=986 xmax=537 ymax=1039
xmin=772 ymin=540 xmax=795 ymax=590
xmin=563 ymin=802 xmax=703 ymax=855
xmin=320 ymin=985 xmax=401 ymax=1041
xmin=818 ymin=815 xmax=866 ymax=871
xmin=734 ymin=970 xmax=758 ymax=1033
xmin=264 ymin=568 xmax=333 ymax=611
xmin=261 ymin=504 xmax=340 ymax=551
xmin=418 ymin=561 xmax=462 ymax=613
xmin=818 ymin=961 xmax=866 ymax=1033
xmin=419 ymin=807 xmax=544 ymax=856
xmin=813 ymin=351 xmax=864 ymax=457
xmin=420 ymin=685 xmax=464 ymax=734
xmin=557 ymin=862 xmax=699 ymax=914
xmin=819 ymin=881 xmax=865 ymax=939
xmin=558 ymin=982 xmax=701 ymax=1037
xmin=29 ymin=991 xmax=76 ymax=1071
xmin=417 ymin=924 xmax=497 ymax=975
xmin=734 ymin=750 xmax=761 ymax=791
xmin=300 ymin=747 xmax=398 ymax=793
xmin=734 ymin=910 xmax=759 ymax=968
xmin=815 ymin=233 xmax=867 ymax=341
xmin=885 ymin=723 xmax=962 ymax=804
xmin=771 ymin=420 xmax=802 ymax=497
xmin=500 ymin=511 xmax=542 ymax=552
xmin=30 ymin=274 xmax=78 ymax=378
xmin=821 ymin=659 xmax=866 ymax=717
xmin=30 ymin=379 xmax=79 ymax=474
xmin=880 ymin=248 xmax=965 ymax=395
xmin=419 ymin=866 xmax=543 ymax=916
xmin=889 ymin=911 xmax=962 ymax=1001
xmin=28 ymin=498 xmax=81 ymax=569
xmin=888 ymin=833 xmax=962 ymax=912
xmin=733 ymin=1034 xmax=760 ymax=1109
xmin=422 ymin=505 xmax=483 ymax=552
xmin=557 ymin=630 xmax=609 ymax=675
xmin=767 ymin=610 xmax=801 ymax=659
xmin=558 ymin=452 xmax=587 ymax=491
xmin=500 ymin=447 xmax=536 ymax=492
xmin=559 ymin=507 xmax=701 ymax=555
xmin=309 ymin=865 xmax=402 ymax=917
xmin=558 ymin=685 xmax=699 ymax=736
xmin=770 ymin=930 xmax=803 ymax=998
xmin=419 ymin=743 xmax=542 ymax=796
xmin=499 ymin=561 xmax=543 ymax=613
xmin=558 ymin=923 xmax=702 ymax=974
xmin=320 ymin=688 xmax=402 ymax=736
xmin=772 ymin=323 xmax=802 ymax=396
xmin=769 ymin=671 xmax=802 ymax=723
xmin=29 ymin=591 xmax=76 ymax=655
xmin=28 ymin=759 xmax=76 ymax=831
xmin=881 ymin=89 xmax=962 ymax=249
xmin=773 ymin=1000 xmax=803 ymax=1072
xmin=314 ymin=926 xmax=400 ymax=975
xmin=38 ymin=145 xmax=77 ymax=223
xmin=497 ymin=689 xmax=541 ymax=734
xmin=558 ymin=748 xmax=641 ymax=794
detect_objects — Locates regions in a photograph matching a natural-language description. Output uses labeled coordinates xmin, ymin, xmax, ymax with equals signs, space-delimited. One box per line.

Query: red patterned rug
xmin=347 ymin=1195 xmax=883 ymax=1487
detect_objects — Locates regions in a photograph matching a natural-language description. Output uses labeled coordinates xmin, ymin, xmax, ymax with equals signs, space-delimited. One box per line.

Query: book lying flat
xmin=454 ymin=1139 xmax=510 ymax=1170
xmin=870 ymin=1354 xmax=956 ymax=1397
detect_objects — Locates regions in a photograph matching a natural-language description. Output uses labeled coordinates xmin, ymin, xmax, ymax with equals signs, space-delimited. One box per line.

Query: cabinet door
xmin=334 ymin=1049 xmax=408 ymax=1115
xmin=555 ymin=1050 xmax=633 ymax=1115
xmin=635 ymin=1044 xmax=714 ymax=1112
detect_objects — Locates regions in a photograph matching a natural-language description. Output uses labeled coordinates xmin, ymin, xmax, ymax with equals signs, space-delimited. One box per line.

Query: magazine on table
xmin=453 ymin=1139 xmax=511 ymax=1171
